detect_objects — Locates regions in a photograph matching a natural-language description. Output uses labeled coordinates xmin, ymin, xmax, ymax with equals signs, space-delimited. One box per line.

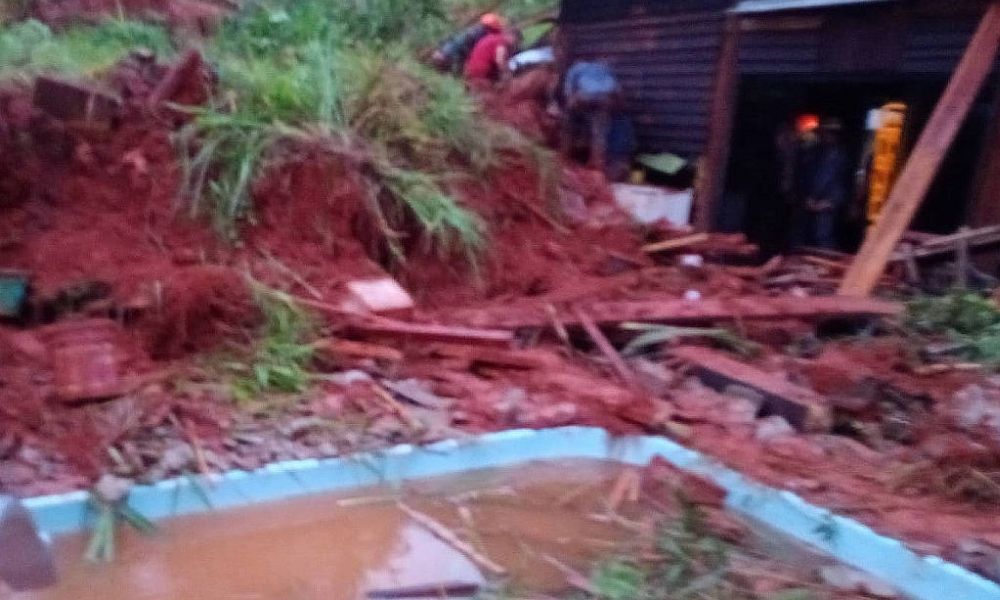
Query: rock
xmin=327 ymin=370 xmax=374 ymax=386
xmin=629 ymin=358 xmax=676 ymax=397
xmin=491 ymin=387 xmax=528 ymax=424
xmin=279 ymin=417 xmax=327 ymax=438
xmin=818 ymin=566 xmax=897 ymax=598
xmin=950 ymin=384 xmax=1000 ymax=443
xmin=755 ymin=416 xmax=795 ymax=441
xmin=764 ymin=436 xmax=827 ymax=461
xmin=955 ymin=539 xmax=1000 ymax=582
xmin=518 ymin=400 xmax=579 ymax=428
xmin=93 ymin=474 xmax=133 ymax=504
xmin=643 ymin=455 xmax=727 ymax=508
xmin=0 ymin=462 xmax=35 ymax=486
xmin=144 ymin=442 xmax=194 ymax=481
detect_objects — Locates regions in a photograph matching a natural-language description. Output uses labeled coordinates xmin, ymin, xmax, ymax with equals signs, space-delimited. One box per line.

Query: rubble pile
xmin=1 ymin=37 xmax=1000 ymax=585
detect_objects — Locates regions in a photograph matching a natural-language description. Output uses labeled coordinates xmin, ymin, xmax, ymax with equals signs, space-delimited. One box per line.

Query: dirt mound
xmin=141 ymin=265 xmax=257 ymax=359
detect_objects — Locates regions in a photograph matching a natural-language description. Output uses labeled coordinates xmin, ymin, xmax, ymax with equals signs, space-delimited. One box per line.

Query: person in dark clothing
xmin=560 ymin=61 xmax=624 ymax=174
xmin=432 ymin=13 xmax=503 ymax=74
xmin=791 ymin=119 xmax=849 ymax=249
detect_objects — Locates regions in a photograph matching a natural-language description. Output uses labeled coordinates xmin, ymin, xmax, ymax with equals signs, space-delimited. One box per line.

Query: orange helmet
xmin=480 ymin=13 xmax=504 ymax=31
xmin=795 ymin=113 xmax=821 ymax=135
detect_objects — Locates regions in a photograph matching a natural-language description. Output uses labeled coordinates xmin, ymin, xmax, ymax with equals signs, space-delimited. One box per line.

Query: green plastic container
xmin=0 ymin=271 xmax=29 ymax=317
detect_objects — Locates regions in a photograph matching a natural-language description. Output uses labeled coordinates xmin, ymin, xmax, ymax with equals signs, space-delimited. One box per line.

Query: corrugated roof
xmin=730 ymin=0 xmax=896 ymax=14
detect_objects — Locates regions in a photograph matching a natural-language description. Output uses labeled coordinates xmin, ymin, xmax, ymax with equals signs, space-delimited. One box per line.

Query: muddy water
xmin=15 ymin=460 xmax=637 ymax=600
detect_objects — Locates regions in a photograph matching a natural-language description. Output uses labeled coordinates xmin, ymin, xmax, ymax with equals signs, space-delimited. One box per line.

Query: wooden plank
xmin=839 ymin=3 xmax=1000 ymax=297
xmin=314 ymin=339 xmax=404 ymax=362
xmin=642 ymin=233 xmax=710 ymax=254
xmin=695 ymin=16 xmax=741 ymax=232
xmin=572 ymin=306 xmax=636 ymax=385
xmin=671 ymin=346 xmax=832 ymax=432
xmin=446 ymin=295 xmax=902 ymax=330
xmin=431 ymin=344 xmax=561 ymax=370
xmin=348 ymin=318 xmax=514 ymax=348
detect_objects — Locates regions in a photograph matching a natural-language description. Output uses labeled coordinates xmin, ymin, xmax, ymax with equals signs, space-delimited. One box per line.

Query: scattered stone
xmin=279 ymin=417 xmax=327 ymax=439
xmin=0 ymin=462 xmax=35 ymax=486
xmin=93 ymin=474 xmax=132 ymax=504
xmin=954 ymin=539 xmax=1000 ymax=581
xmin=642 ymin=455 xmax=727 ymax=508
xmin=818 ymin=565 xmax=898 ymax=598
xmin=327 ymin=370 xmax=374 ymax=386
xmin=520 ymin=401 xmax=579 ymax=428
xmin=629 ymin=357 xmax=675 ymax=397
xmin=382 ymin=379 xmax=453 ymax=410
xmin=491 ymin=387 xmax=528 ymax=424
xmin=755 ymin=416 xmax=795 ymax=441
xmin=950 ymin=384 xmax=1000 ymax=443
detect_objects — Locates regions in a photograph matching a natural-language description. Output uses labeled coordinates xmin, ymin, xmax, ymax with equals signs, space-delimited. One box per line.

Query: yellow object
xmin=867 ymin=102 xmax=907 ymax=223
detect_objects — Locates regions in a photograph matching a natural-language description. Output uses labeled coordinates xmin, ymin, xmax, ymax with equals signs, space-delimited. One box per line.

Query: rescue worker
xmin=559 ymin=60 xmax=623 ymax=174
xmin=791 ymin=119 xmax=849 ymax=249
xmin=432 ymin=13 xmax=504 ymax=74
xmin=463 ymin=28 xmax=519 ymax=87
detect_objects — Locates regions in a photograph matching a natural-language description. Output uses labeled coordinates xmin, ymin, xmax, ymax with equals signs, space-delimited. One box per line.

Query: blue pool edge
xmin=21 ymin=426 xmax=1000 ymax=600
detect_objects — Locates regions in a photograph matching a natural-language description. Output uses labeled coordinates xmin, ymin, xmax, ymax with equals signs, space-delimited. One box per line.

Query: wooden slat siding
xmin=902 ymin=18 xmax=981 ymax=74
xmin=840 ymin=2 xmax=1000 ymax=297
xmin=560 ymin=0 xmax=731 ymax=159
xmin=739 ymin=28 xmax=821 ymax=74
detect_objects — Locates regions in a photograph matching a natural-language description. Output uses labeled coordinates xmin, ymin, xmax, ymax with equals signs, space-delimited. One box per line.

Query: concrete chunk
xmin=345 ymin=277 xmax=415 ymax=317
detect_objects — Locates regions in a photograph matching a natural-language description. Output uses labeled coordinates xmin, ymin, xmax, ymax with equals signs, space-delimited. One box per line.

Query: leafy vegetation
xmin=905 ymin=291 xmax=1000 ymax=364
xmin=0 ymin=0 xmax=555 ymax=263
xmin=173 ymin=0 xmax=548 ymax=263
xmin=86 ymin=481 xmax=156 ymax=563
xmin=228 ymin=288 xmax=318 ymax=402
xmin=621 ymin=323 xmax=761 ymax=358
xmin=582 ymin=500 xmax=815 ymax=600
xmin=0 ymin=18 xmax=173 ymax=81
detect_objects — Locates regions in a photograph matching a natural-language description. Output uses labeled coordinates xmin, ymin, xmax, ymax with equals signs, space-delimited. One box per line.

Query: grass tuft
xmin=905 ymin=291 xmax=1000 ymax=365
xmin=228 ymin=287 xmax=318 ymax=403
xmin=0 ymin=18 xmax=173 ymax=82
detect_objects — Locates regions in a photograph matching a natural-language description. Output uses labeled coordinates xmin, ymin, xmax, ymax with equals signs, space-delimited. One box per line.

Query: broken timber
xmin=671 ymin=346 xmax=832 ymax=432
xmin=347 ymin=318 xmax=514 ymax=348
xmin=840 ymin=3 xmax=1000 ymax=297
xmin=447 ymin=296 xmax=901 ymax=331
xmin=573 ymin=305 xmax=636 ymax=385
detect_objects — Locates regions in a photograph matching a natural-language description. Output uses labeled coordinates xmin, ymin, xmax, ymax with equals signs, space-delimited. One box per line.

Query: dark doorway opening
xmin=717 ymin=74 xmax=994 ymax=257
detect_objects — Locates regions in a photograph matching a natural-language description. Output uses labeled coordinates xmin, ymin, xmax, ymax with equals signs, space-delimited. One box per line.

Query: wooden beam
xmin=445 ymin=295 xmax=901 ymax=330
xmin=572 ymin=306 xmax=636 ymax=385
xmin=347 ymin=319 xmax=514 ymax=348
xmin=671 ymin=346 xmax=832 ymax=432
xmin=694 ymin=17 xmax=741 ymax=232
xmin=839 ymin=2 xmax=1000 ymax=297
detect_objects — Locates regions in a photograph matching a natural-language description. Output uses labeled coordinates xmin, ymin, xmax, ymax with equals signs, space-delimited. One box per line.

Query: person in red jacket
xmin=463 ymin=29 xmax=519 ymax=87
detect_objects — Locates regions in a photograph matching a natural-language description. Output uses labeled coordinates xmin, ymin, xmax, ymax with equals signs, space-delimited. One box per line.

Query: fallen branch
xmin=397 ymin=502 xmax=507 ymax=576
xmin=642 ymin=233 xmax=710 ymax=254
xmin=573 ymin=305 xmax=635 ymax=385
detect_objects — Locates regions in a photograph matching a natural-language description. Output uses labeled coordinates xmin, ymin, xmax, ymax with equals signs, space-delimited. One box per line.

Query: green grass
xmin=228 ymin=288 xmax=318 ymax=403
xmin=0 ymin=18 xmax=173 ymax=82
xmin=583 ymin=500 xmax=815 ymax=600
xmin=2 ymin=0 xmax=557 ymax=265
xmin=905 ymin=291 xmax=1000 ymax=365
xmin=176 ymin=2 xmax=545 ymax=263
